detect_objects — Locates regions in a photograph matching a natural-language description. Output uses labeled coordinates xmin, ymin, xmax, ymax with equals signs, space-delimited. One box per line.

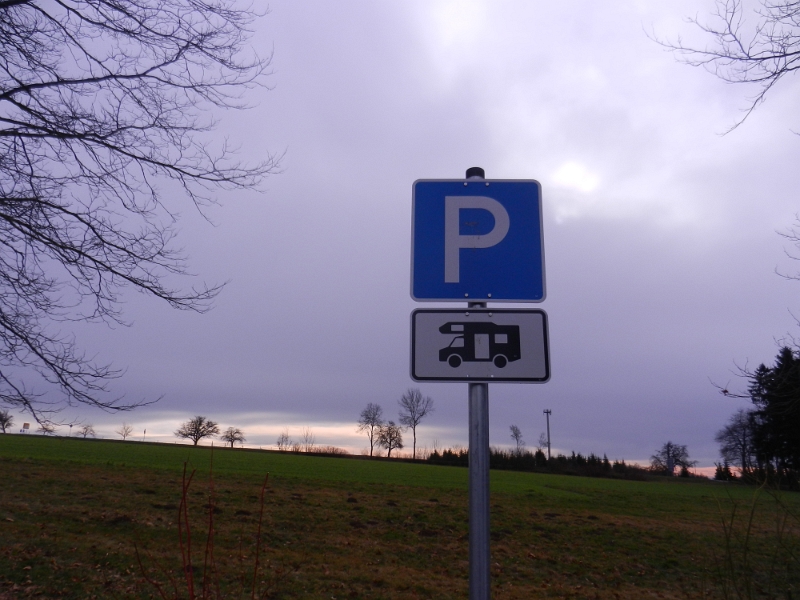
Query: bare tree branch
xmin=378 ymin=421 xmax=403 ymax=458
xmin=651 ymin=441 xmax=697 ymax=475
xmin=398 ymin=388 xmax=434 ymax=460
xmin=0 ymin=1 xmax=279 ymax=422
xmin=357 ymin=403 xmax=383 ymax=458
xmin=175 ymin=415 xmax=219 ymax=445
xmin=116 ymin=422 xmax=133 ymax=440
xmin=509 ymin=424 xmax=524 ymax=455
xmin=652 ymin=0 xmax=800 ymax=131
xmin=220 ymin=426 xmax=245 ymax=448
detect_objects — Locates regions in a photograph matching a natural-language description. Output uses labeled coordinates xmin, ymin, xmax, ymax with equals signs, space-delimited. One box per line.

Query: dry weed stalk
xmin=135 ymin=455 xmax=277 ymax=599
xmin=711 ymin=483 xmax=799 ymax=599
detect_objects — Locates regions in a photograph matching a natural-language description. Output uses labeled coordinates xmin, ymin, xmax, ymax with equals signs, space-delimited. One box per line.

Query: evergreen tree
xmin=748 ymin=347 xmax=800 ymax=474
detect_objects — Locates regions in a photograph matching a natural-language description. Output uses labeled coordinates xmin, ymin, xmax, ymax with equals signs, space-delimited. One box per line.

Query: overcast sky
xmin=15 ymin=1 xmax=800 ymax=468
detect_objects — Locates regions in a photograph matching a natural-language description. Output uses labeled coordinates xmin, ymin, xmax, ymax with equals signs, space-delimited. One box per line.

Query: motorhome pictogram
xmin=438 ymin=322 xmax=521 ymax=369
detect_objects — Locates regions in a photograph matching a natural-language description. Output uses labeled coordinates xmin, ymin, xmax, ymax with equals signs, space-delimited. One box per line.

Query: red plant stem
xmin=202 ymin=445 xmax=216 ymax=599
xmin=134 ymin=543 xmax=170 ymax=600
xmin=251 ymin=473 xmax=270 ymax=600
xmin=178 ymin=462 xmax=196 ymax=599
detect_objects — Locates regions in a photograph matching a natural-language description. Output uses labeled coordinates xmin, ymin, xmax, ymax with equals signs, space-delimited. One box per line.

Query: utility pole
xmin=543 ymin=409 xmax=551 ymax=460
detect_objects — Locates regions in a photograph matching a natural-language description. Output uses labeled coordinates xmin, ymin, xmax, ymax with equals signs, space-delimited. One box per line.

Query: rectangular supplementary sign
xmin=411 ymin=179 xmax=545 ymax=302
xmin=411 ymin=309 xmax=550 ymax=382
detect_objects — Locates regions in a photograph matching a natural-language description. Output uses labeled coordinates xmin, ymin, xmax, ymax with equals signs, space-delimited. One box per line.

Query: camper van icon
xmin=438 ymin=322 xmax=521 ymax=369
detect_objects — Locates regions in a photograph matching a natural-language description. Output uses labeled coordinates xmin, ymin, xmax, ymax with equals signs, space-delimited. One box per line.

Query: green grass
xmin=0 ymin=434 xmax=474 ymax=489
xmin=1 ymin=434 xmax=798 ymax=599
xmin=0 ymin=433 xmax=760 ymax=498
xmin=0 ymin=432 xmax=772 ymax=522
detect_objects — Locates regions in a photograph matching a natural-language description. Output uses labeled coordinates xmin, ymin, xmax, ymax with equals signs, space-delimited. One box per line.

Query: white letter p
xmin=444 ymin=196 xmax=510 ymax=283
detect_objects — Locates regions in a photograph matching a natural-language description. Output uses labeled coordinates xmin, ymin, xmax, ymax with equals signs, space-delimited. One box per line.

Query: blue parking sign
xmin=411 ymin=179 xmax=545 ymax=302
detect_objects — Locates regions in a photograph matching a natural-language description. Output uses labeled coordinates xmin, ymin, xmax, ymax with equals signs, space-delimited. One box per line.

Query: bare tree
xmin=116 ymin=423 xmax=133 ymax=440
xmin=220 ymin=426 xmax=246 ymax=448
xmin=276 ymin=429 xmax=291 ymax=451
xmin=398 ymin=389 xmax=434 ymax=460
xmin=656 ymin=0 xmax=800 ymax=130
xmin=715 ymin=408 xmax=756 ymax=473
xmin=0 ymin=409 xmax=12 ymax=433
xmin=175 ymin=416 xmax=219 ymax=446
xmin=378 ymin=421 xmax=404 ymax=458
xmin=0 ymin=1 xmax=279 ymax=424
xmin=509 ymin=425 xmax=524 ymax=455
xmin=301 ymin=427 xmax=315 ymax=453
xmin=357 ymin=403 xmax=384 ymax=457
xmin=776 ymin=218 xmax=800 ymax=282
xmin=536 ymin=432 xmax=549 ymax=453
xmin=651 ymin=441 xmax=697 ymax=475
xmin=78 ymin=424 xmax=95 ymax=439
xmin=37 ymin=423 xmax=56 ymax=435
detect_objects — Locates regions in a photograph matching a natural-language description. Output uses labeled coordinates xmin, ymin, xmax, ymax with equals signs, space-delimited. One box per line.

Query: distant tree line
xmin=274 ymin=426 xmax=345 ymax=454
xmin=715 ymin=346 xmax=800 ymax=489
xmin=427 ymin=446 xmax=651 ymax=481
xmin=424 ymin=426 xmax=702 ymax=481
xmin=2 ymin=413 xmax=355 ymax=454
xmin=427 ymin=425 xmax=664 ymax=479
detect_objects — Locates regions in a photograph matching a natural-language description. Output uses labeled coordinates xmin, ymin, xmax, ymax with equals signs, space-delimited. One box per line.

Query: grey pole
xmin=544 ymin=409 xmax=551 ymax=461
xmin=465 ymin=166 xmax=491 ymax=600
xmin=469 ymin=379 xmax=490 ymax=599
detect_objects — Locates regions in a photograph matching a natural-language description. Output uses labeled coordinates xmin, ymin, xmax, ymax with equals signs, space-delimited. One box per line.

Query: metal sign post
xmin=468 ymin=302 xmax=491 ymax=600
xmin=409 ymin=166 xmax=549 ymax=600
xmin=466 ymin=167 xmax=490 ymax=600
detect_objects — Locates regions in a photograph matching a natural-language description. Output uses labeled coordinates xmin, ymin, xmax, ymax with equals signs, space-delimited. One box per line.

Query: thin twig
xmin=251 ymin=473 xmax=270 ymax=600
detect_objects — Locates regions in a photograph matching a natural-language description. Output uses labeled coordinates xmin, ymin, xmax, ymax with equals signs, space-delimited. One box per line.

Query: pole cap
xmin=465 ymin=167 xmax=485 ymax=179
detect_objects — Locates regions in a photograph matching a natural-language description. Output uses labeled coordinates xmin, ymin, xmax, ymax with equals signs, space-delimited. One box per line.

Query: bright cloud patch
xmin=552 ymin=162 xmax=600 ymax=193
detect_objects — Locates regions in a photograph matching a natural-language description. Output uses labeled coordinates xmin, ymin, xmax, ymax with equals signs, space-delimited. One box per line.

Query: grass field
xmin=1 ymin=434 xmax=798 ymax=599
